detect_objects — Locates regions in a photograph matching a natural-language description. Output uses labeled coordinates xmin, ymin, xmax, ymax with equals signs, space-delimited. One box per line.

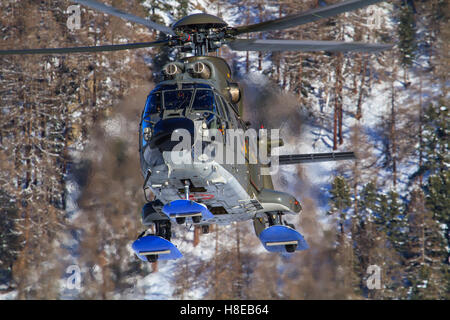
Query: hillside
xmin=0 ymin=0 xmax=448 ymax=300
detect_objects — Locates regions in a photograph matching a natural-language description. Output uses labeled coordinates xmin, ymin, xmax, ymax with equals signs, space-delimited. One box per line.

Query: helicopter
xmin=0 ymin=0 xmax=392 ymax=262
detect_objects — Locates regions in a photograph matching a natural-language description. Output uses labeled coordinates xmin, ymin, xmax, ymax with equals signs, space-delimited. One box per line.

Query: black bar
xmin=274 ymin=151 xmax=355 ymax=165
xmin=0 ymin=300 xmax=442 ymax=318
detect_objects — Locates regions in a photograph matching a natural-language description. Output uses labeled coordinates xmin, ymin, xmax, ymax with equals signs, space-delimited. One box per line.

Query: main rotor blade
xmin=0 ymin=40 xmax=169 ymax=55
xmin=227 ymin=39 xmax=393 ymax=53
xmin=72 ymin=0 xmax=175 ymax=36
xmin=234 ymin=0 xmax=386 ymax=34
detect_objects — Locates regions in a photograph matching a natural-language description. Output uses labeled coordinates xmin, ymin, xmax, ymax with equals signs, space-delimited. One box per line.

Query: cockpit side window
xmin=225 ymin=100 xmax=241 ymax=129
xmin=163 ymin=89 xmax=194 ymax=110
xmin=192 ymin=89 xmax=216 ymax=111
xmin=215 ymin=94 xmax=226 ymax=120
xmin=218 ymin=96 xmax=231 ymax=121
xmin=144 ymin=91 xmax=162 ymax=116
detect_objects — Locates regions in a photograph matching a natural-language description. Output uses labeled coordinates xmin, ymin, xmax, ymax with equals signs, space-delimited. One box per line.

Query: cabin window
xmin=163 ymin=89 xmax=194 ymax=110
xmin=192 ymin=89 xmax=216 ymax=111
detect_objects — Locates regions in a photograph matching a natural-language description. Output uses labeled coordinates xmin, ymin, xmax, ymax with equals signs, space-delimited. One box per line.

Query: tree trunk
xmin=356 ymin=55 xmax=368 ymax=120
xmin=390 ymin=80 xmax=397 ymax=188
xmin=194 ymin=225 xmax=200 ymax=247
xmin=334 ymin=54 xmax=343 ymax=150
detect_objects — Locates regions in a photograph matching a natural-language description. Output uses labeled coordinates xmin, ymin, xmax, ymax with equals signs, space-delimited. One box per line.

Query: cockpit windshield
xmin=143 ymin=84 xmax=217 ymax=117
xmin=192 ymin=89 xmax=215 ymax=111
xmin=163 ymin=89 xmax=194 ymax=110
xmin=141 ymin=84 xmax=223 ymax=150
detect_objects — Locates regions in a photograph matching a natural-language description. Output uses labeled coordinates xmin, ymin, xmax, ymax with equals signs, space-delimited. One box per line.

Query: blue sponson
xmin=162 ymin=199 xmax=214 ymax=221
xmin=259 ymin=225 xmax=309 ymax=253
xmin=132 ymin=235 xmax=183 ymax=261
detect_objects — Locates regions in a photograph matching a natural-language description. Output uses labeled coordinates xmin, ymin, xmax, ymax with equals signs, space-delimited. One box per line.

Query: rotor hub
xmin=172 ymin=13 xmax=227 ymax=31
xmin=169 ymin=13 xmax=234 ymax=55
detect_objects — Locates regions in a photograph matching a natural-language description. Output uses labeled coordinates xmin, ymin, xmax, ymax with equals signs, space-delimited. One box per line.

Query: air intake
xmin=191 ymin=62 xmax=211 ymax=79
xmin=163 ymin=63 xmax=183 ymax=78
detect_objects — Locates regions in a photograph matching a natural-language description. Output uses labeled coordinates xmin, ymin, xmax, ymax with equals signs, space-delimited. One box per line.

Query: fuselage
xmin=138 ymin=56 xmax=301 ymax=225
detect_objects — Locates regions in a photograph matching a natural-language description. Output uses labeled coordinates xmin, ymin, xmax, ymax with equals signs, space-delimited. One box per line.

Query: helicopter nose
xmin=149 ymin=117 xmax=195 ymax=152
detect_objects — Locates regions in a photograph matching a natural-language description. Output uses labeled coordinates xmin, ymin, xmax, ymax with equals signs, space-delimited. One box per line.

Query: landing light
xmin=144 ymin=127 xmax=152 ymax=141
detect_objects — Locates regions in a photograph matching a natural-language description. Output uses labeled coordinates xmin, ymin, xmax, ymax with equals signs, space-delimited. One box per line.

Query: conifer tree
xmin=352 ymin=181 xmax=378 ymax=296
xmin=328 ymin=176 xmax=352 ymax=216
xmin=421 ymin=100 xmax=448 ymax=175
xmin=403 ymin=189 xmax=448 ymax=299
xmin=424 ymin=171 xmax=450 ymax=265
xmin=328 ymin=176 xmax=360 ymax=293
xmin=0 ymin=190 xmax=20 ymax=292
xmin=397 ymin=4 xmax=417 ymax=67
xmin=385 ymin=190 xmax=407 ymax=253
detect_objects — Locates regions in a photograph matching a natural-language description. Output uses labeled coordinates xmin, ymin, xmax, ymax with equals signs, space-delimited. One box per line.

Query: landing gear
xmin=161 ymin=181 xmax=214 ymax=224
xmin=266 ymin=212 xmax=296 ymax=230
xmin=201 ymin=225 xmax=210 ymax=234
xmin=176 ymin=217 xmax=186 ymax=224
xmin=266 ymin=212 xmax=285 ymax=227
xmin=285 ymin=244 xmax=297 ymax=253
xmin=155 ymin=219 xmax=172 ymax=241
xmin=182 ymin=181 xmax=203 ymax=224
xmin=253 ymin=212 xmax=309 ymax=253
xmin=134 ymin=179 xmax=215 ymax=262
xmin=132 ymin=217 xmax=183 ymax=262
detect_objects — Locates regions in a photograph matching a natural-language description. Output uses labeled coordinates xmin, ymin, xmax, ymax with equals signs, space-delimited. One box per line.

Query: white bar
xmin=140 ymin=250 xmax=171 ymax=255
xmin=266 ymin=240 xmax=298 ymax=247
xmin=175 ymin=212 xmax=202 ymax=217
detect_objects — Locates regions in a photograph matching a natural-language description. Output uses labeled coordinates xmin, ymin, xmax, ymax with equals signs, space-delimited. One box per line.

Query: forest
xmin=0 ymin=0 xmax=448 ymax=299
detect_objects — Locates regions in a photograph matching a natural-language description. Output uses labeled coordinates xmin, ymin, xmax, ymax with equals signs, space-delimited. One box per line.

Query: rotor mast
xmin=171 ymin=13 xmax=229 ymax=56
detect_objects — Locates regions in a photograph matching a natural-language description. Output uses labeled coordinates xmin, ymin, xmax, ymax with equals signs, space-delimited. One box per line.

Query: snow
xmin=0 ymin=290 xmax=17 ymax=300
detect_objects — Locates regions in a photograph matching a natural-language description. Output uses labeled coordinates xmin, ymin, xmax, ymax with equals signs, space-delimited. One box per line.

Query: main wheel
xmin=146 ymin=255 xmax=158 ymax=263
xmin=201 ymin=225 xmax=210 ymax=234
xmin=192 ymin=216 xmax=201 ymax=223
xmin=155 ymin=220 xmax=172 ymax=241
xmin=285 ymin=244 xmax=297 ymax=253
xmin=176 ymin=217 xmax=186 ymax=224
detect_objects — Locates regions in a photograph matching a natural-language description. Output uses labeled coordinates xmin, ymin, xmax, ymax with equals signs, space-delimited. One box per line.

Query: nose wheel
xmin=175 ymin=180 xmax=202 ymax=224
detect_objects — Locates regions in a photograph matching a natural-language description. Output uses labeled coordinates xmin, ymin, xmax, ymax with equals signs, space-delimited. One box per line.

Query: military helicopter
xmin=1 ymin=0 xmax=392 ymax=262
